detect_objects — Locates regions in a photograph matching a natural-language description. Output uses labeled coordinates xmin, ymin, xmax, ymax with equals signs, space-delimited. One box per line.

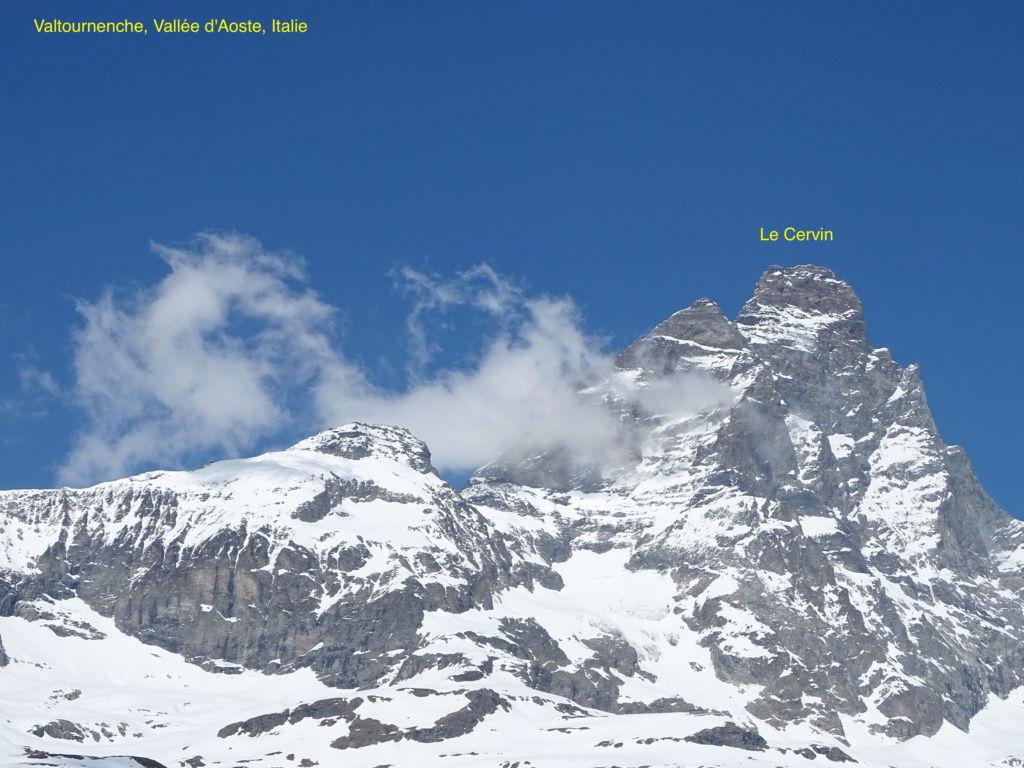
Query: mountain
xmin=2 ymin=265 xmax=1024 ymax=768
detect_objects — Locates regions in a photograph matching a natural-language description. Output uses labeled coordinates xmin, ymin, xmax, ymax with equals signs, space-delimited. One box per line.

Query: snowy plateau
xmin=2 ymin=265 xmax=1023 ymax=768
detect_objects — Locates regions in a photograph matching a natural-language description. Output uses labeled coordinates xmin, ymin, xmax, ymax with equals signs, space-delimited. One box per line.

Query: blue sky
xmin=2 ymin=2 xmax=1022 ymax=517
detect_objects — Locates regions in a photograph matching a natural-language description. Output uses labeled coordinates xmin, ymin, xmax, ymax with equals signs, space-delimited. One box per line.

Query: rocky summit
xmin=2 ymin=265 xmax=1023 ymax=768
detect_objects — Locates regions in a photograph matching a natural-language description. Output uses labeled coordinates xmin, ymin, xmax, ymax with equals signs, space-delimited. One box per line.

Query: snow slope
xmin=3 ymin=266 xmax=1024 ymax=767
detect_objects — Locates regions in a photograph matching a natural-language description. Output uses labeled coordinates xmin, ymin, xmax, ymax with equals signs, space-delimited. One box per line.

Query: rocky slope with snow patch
xmin=467 ymin=265 xmax=1024 ymax=741
xmin=0 ymin=423 xmax=557 ymax=691
xmin=2 ymin=265 xmax=1024 ymax=768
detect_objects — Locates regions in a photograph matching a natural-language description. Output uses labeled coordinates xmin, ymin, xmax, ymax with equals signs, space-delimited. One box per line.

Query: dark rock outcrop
xmin=684 ymin=722 xmax=768 ymax=751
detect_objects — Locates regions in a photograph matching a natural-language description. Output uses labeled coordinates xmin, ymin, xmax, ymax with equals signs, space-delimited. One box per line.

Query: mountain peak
xmin=648 ymin=297 xmax=747 ymax=350
xmin=735 ymin=264 xmax=869 ymax=349
xmin=738 ymin=264 xmax=863 ymax=319
xmin=3 ymin=267 xmax=1023 ymax=766
xmin=289 ymin=422 xmax=438 ymax=475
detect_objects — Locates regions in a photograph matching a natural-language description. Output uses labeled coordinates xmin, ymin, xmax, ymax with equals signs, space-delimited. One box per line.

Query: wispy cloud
xmin=59 ymin=233 xmax=341 ymax=485
xmin=314 ymin=290 xmax=619 ymax=472
xmin=14 ymin=349 xmax=64 ymax=400
xmin=55 ymin=232 xmax=725 ymax=488
xmin=0 ymin=353 xmax=63 ymax=422
xmin=393 ymin=263 xmax=526 ymax=374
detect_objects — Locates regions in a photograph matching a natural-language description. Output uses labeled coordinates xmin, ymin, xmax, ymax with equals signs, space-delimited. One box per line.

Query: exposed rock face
xmin=22 ymin=751 xmax=168 ymax=768
xmin=2 ymin=265 xmax=1023 ymax=749
xmin=218 ymin=696 xmax=365 ymax=738
xmin=29 ymin=719 xmax=90 ymax=742
xmin=465 ymin=265 xmax=1024 ymax=739
xmin=0 ymin=423 xmax=557 ymax=691
xmin=218 ymin=690 xmax=510 ymax=750
xmin=684 ymin=722 xmax=768 ymax=751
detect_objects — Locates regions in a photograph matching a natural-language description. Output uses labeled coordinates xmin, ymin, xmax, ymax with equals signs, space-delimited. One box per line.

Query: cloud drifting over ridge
xmin=315 ymin=291 xmax=621 ymax=474
xmin=58 ymin=233 xmax=623 ymax=486
xmin=58 ymin=232 xmax=729 ymax=487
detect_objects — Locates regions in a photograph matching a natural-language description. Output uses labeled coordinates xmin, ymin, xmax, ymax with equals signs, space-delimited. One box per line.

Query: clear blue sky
xmin=2 ymin=2 xmax=1022 ymax=517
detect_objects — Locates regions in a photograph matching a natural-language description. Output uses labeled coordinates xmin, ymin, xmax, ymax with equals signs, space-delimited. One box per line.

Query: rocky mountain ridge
xmin=1 ymin=264 xmax=1023 ymax=768
xmin=468 ymin=265 xmax=1024 ymax=740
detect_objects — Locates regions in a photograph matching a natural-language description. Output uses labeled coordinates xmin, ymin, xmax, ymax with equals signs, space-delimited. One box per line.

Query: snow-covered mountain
xmin=2 ymin=265 xmax=1023 ymax=768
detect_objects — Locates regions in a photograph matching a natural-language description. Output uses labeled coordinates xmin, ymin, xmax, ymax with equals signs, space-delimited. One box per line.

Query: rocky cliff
xmin=468 ymin=265 xmax=1024 ymax=740
xmin=2 ymin=265 xmax=1023 ymax=768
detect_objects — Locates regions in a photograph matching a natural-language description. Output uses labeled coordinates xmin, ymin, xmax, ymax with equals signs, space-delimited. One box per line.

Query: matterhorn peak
xmin=727 ymin=265 xmax=870 ymax=369
xmin=735 ymin=264 xmax=868 ymax=345
xmin=744 ymin=264 xmax=861 ymax=314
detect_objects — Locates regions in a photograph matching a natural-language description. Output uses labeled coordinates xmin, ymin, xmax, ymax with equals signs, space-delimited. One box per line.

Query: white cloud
xmin=58 ymin=232 xmax=727 ymax=488
xmin=393 ymin=263 xmax=526 ymax=373
xmin=314 ymin=293 xmax=620 ymax=472
xmin=59 ymin=233 xmax=342 ymax=486
xmin=18 ymin=363 xmax=62 ymax=397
